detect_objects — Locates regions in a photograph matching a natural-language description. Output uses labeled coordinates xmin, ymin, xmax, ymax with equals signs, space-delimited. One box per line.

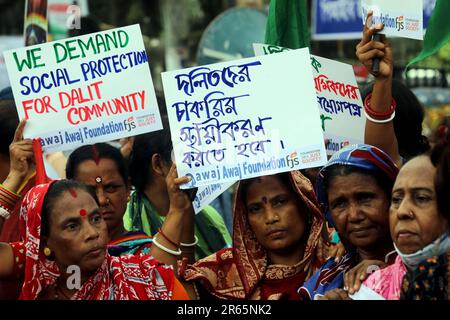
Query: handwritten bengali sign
xmin=253 ymin=43 xmax=366 ymax=155
xmin=162 ymin=48 xmax=327 ymax=188
xmin=3 ymin=24 xmax=162 ymax=152
xmin=361 ymin=0 xmax=423 ymax=40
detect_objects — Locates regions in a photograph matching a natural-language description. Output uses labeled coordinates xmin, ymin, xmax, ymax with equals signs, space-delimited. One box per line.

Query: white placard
xmin=193 ymin=181 xmax=235 ymax=214
xmin=361 ymin=0 xmax=423 ymax=40
xmin=162 ymin=48 xmax=327 ymax=188
xmin=253 ymin=43 xmax=365 ymax=155
xmin=4 ymin=24 xmax=162 ymax=152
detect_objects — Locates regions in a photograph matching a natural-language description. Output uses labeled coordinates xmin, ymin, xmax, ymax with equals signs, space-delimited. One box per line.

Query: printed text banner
xmin=162 ymin=48 xmax=327 ymax=189
xmin=361 ymin=0 xmax=423 ymax=40
xmin=193 ymin=181 xmax=235 ymax=214
xmin=253 ymin=43 xmax=365 ymax=155
xmin=312 ymin=0 xmax=435 ymax=40
xmin=4 ymin=24 xmax=162 ymax=152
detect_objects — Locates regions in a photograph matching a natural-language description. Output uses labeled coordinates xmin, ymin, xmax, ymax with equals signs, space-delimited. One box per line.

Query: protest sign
xmin=4 ymin=24 xmax=162 ymax=152
xmin=312 ymin=0 xmax=435 ymax=40
xmin=361 ymin=0 xmax=423 ymax=40
xmin=193 ymin=180 xmax=235 ymax=214
xmin=253 ymin=43 xmax=365 ymax=155
xmin=162 ymin=48 xmax=327 ymax=188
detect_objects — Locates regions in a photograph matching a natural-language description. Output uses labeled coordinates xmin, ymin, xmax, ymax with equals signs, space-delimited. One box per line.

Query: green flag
xmin=407 ymin=0 xmax=450 ymax=68
xmin=264 ymin=0 xmax=310 ymax=49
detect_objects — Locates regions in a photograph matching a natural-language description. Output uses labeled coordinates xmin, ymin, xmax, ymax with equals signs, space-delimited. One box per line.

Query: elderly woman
xmin=299 ymin=144 xmax=399 ymax=299
xmin=66 ymin=143 xmax=154 ymax=256
xmin=0 ymin=177 xmax=191 ymax=299
xmin=344 ymin=148 xmax=449 ymax=300
xmin=399 ymin=143 xmax=449 ymax=300
xmin=181 ymin=171 xmax=329 ymax=300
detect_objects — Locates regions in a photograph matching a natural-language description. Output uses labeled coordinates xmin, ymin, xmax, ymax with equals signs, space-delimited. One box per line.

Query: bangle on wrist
xmin=364 ymin=93 xmax=396 ymax=119
xmin=180 ymin=235 xmax=199 ymax=247
xmin=364 ymin=109 xmax=396 ymax=124
xmin=157 ymin=228 xmax=180 ymax=247
xmin=152 ymin=234 xmax=182 ymax=256
xmin=0 ymin=184 xmax=21 ymax=211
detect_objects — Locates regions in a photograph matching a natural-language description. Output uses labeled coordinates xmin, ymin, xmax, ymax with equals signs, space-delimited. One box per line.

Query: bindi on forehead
xmin=68 ymin=189 xmax=77 ymax=198
xmin=79 ymin=209 xmax=87 ymax=217
xmin=95 ymin=176 xmax=103 ymax=184
xmin=262 ymin=196 xmax=268 ymax=204
xmin=91 ymin=145 xmax=100 ymax=165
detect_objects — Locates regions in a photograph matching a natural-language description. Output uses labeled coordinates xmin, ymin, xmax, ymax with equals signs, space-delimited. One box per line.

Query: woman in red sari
xmin=182 ymin=171 xmax=329 ymax=300
xmin=0 ymin=178 xmax=190 ymax=300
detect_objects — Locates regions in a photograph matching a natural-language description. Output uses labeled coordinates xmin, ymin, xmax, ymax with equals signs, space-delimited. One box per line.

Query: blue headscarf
xmin=316 ymin=144 xmax=399 ymax=228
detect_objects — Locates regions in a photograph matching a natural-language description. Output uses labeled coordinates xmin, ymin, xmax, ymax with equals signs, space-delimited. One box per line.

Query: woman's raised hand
xmin=166 ymin=163 xmax=193 ymax=214
xmin=4 ymin=120 xmax=35 ymax=192
xmin=356 ymin=11 xmax=393 ymax=79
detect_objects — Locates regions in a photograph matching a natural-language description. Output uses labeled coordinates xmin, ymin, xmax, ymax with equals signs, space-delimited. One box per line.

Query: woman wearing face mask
xmin=349 ymin=149 xmax=449 ymax=300
xmin=400 ymin=143 xmax=449 ymax=300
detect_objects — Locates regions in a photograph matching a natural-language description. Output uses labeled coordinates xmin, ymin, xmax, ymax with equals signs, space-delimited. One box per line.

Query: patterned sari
xmin=107 ymin=231 xmax=153 ymax=256
xmin=18 ymin=181 xmax=182 ymax=300
xmin=0 ymin=173 xmax=36 ymax=300
xmin=183 ymin=171 xmax=328 ymax=300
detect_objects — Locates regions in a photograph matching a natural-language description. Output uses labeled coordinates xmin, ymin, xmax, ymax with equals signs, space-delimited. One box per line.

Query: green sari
xmin=124 ymin=191 xmax=231 ymax=260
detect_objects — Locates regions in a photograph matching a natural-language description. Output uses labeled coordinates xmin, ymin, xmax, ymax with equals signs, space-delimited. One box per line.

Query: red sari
xmin=18 ymin=181 xmax=179 ymax=300
xmin=0 ymin=174 xmax=36 ymax=300
xmin=183 ymin=171 xmax=328 ymax=300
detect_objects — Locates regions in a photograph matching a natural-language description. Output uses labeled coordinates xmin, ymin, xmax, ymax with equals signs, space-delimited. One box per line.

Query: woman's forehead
xmin=399 ymin=156 xmax=435 ymax=177
xmin=246 ymin=175 xmax=291 ymax=199
xmin=76 ymin=158 xmax=122 ymax=182
xmin=51 ymin=189 xmax=98 ymax=219
xmin=395 ymin=156 xmax=435 ymax=187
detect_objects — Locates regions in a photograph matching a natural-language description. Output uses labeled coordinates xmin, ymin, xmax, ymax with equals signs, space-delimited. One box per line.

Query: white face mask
xmin=394 ymin=233 xmax=450 ymax=270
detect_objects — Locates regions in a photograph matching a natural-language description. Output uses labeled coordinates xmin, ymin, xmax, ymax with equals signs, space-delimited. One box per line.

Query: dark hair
xmin=431 ymin=144 xmax=450 ymax=222
xmin=322 ymin=165 xmax=394 ymax=203
xmin=66 ymin=143 xmax=128 ymax=183
xmin=0 ymin=87 xmax=13 ymax=100
xmin=361 ymin=79 xmax=430 ymax=160
xmin=129 ymin=95 xmax=171 ymax=191
xmin=0 ymin=100 xmax=19 ymax=156
xmin=41 ymin=180 xmax=97 ymax=237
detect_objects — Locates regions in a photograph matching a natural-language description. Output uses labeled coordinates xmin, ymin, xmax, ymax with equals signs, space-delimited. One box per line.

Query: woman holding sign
xmin=181 ymin=171 xmax=330 ymax=300
xmin=356 ymin=10 xmax=429 ymax=167
xmin=125 ymin=114 xmax=232 ymax=261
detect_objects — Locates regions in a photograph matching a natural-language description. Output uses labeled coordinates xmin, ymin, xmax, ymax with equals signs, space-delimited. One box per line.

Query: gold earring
xmin=43 ymin=247 xmax=52 ymax=257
